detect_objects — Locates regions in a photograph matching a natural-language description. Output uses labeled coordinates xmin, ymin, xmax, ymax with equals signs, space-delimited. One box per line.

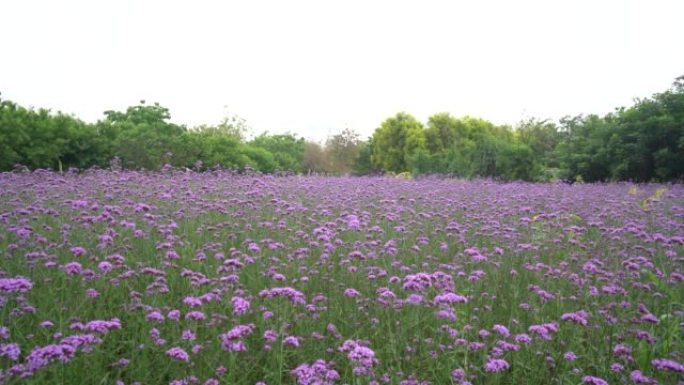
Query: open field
xmin=1 ymin=171 xmax=682 ymax=385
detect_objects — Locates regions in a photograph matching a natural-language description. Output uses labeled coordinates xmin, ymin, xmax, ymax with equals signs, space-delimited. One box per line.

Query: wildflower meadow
xmin=0 ymin=170 xmax=682 ymax=385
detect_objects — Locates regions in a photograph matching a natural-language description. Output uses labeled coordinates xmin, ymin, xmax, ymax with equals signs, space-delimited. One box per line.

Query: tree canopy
xmin=1 ymin=76 xmax=682 ymax=181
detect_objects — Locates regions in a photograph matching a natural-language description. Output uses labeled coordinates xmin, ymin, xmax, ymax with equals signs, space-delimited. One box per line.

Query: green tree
xmin=372 ymin=112 xmax=425 ymax=172
xmin=250 ymin=133 xmax=305 ymax=172
xmin=100 ymin=101 xmax=186 ymax=169
xmin=352 ymin=139 xmax=374 ymax=176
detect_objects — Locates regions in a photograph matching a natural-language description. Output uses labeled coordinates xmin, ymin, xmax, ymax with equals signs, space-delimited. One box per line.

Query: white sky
xmin=1 ymin=0 xmax=682 ymax=142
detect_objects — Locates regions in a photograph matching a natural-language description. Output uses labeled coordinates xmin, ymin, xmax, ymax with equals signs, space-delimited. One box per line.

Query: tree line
xmin=1 ymin=76 xmax=682 ymax=181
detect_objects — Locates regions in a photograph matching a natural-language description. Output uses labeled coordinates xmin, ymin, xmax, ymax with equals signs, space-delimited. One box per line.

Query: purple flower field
xmin=0 ymin=170 xmax=683 ymax=385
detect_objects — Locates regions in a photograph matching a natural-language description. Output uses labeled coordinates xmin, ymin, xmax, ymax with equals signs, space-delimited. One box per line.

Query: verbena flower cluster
xmin=0 ymin=170 xmax=682 ymax=384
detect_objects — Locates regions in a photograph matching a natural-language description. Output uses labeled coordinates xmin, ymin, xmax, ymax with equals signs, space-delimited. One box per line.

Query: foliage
xmin=371 ymin=112 xmax=426 ymax=172
xmin=1 ymin=76 xmax=683 ymax=180
xmin=249 ymin=133 xmax=306 ymax=173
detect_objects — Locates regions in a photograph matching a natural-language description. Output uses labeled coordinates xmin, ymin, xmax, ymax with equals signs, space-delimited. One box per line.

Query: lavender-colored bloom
xmin=28 ymin=344 xmax=74 ymax=370
xmin=652 ymin=358 xmax=684 ymax=373
xmin=97 ymin=261 xmax=113 ymax=273
xmin=84 ymin=318 xmax=122 ymax=334
xmin=433 ymin=292 xmax=467 ymax=305
xmin=484 ymin=358 xmax=509 ymax=373
xmin=147 ymin=311 xmax=165 ymax=323
xmin=492 ymin=324 xmax=509 ymax=338
xmin=582 ymin=376 xmax=608 ymax=385
xmin=264 ymin=329 xmax=278 ymax=343
xmin=181 ymin=329 xmax=196 ymax=341
xmin=348 ymin=345 xmax=376 ymax=368
xmin=185 ymin=311 xmax=206 ymax=321
xmin=613 ymin=343 xmax=632 ymax=357
xmin=468 ymin=342 xmax=485 ymax=351
xmin=70 ymin=247 xmax=87 ymax=256
xmin=168 ymin=309 xmax=181 ymax=320
xmin=166 ymin=347 xmax=190 ymax=362
xmin=231 ymin=296 xmax=251 ymax=316
xmin=64 ymin=262 xmax=83 ymax=276
xmin=259 ymin=287 xmax=306 ymax=305
xmin=528 ymin=323 xmax=558 ymax=340
xmin=291 ymin=359 xmax=340 ymax=385
xmin=451 ymin=368 xmax=465 ymax=382
xmin=340 ymin=340 xmax=377 ymax=376
xmin=515 ymin=334 xmax=532 ymax=344
xmin=85 ymin=288 xmax=99 ymax=298
xmin=284 ymin=336 xmax=300 ymax=348
xmin=406 ymin=294 xmax=423 ymax=305
xmin=40 ymin=320 xmax=54 ymax=328
xmin=0 ymin=343 xmax=21 ymax=360
xmin=0 ymin=277 xmax=33 ymax=293
xmin=60 ymin=334 xmax=102 ymax=351
xmin=0 ymin=326 xmax=9 ymax=339
xmin=629 ymin=370 xmax=657 ymax=384
xmin=220 ymin=324 xmax=255 ymax=352
xmin=561 ymin=310 xmax=589 ymax=326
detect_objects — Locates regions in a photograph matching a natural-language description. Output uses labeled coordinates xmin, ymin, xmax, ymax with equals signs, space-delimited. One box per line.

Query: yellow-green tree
xmin=371 ymin=112 xmax=425 ymax=172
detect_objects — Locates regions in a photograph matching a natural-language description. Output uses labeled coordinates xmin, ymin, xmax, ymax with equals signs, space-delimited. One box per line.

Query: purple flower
xmin=85 ymin=288 xmax=99 ymax=298
xmin=147 ymin=311 xmax=165 ymax=323
xmin=0 ymin=343 xmax=21 ymax=361
xmin=84 ymin=318 xmax=121 ymax=334
xmin=492 ymin=324 xmax=509 ymax=338
xmin=406 ymin=294 xmax=423 ymax=305
xmin=40 ymin=320 xmax=54 ymax=328
xmin=341 ymin=340 xmax=377 ymax=376
xmin=613 ymin=344 xmax=632 ymax=357
xmin=166 ymin=347 xmax=190 ymax=362
xmin=284 ymin=336 xmax=301 ymax=348
xmin=168 ymin=309 xmax=181 ymax=320
xmin=264 ymin=329 xmax=278 ymax=343
xmin=484 ymin=358 xmax=509 ymax=373
xmin=528 ymin=323 xmax=558 ymax=340
xmin=652 ymin=358 xmax=684 ymax=373
xmin=451 ymin=368 xmax=465 ymax=382
xmin=561 ymin=310 xmax=589 ymax=326
xmin=514 ymin=334 xmax=531 ymax=344
xmin=433 ymin=292 xmax=467 ymax=305
xmin=64 ymin=262 xmax=83 ymax=276
xmin=27 ymin=344 xmax=75 ymax=371
xmin=231 ymin=296 xmax=251 ymax=316
xmin=629 ymin=370 xmax=657 ymax=384
xmin=70 ymin=247 xmax=87 ymax=256
xmin=181 ymin=329 xmax=196 ymax=341
xmin=0 ymin=277 xmax=33 ymax=293
xmin=185 ymin=311 xmax=206 ymax=321
xmin=582 ymin=376 xmax=608 ymax=385
xmin=97 ymin=261 xmax=113 ymax=273
xmin=220 ymin=324 xmax=255 ymax=352
xmin=259 ymin=287 xmax=306 ymax=305
xmin=291 ymin=359 xmax=340 ymax=385
xmin=348 ymin=345 xmax=376 ymax=367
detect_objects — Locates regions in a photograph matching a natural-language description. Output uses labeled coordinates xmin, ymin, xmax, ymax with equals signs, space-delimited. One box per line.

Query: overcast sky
xmin=1 ymin=0 xmax=682 ymax=141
